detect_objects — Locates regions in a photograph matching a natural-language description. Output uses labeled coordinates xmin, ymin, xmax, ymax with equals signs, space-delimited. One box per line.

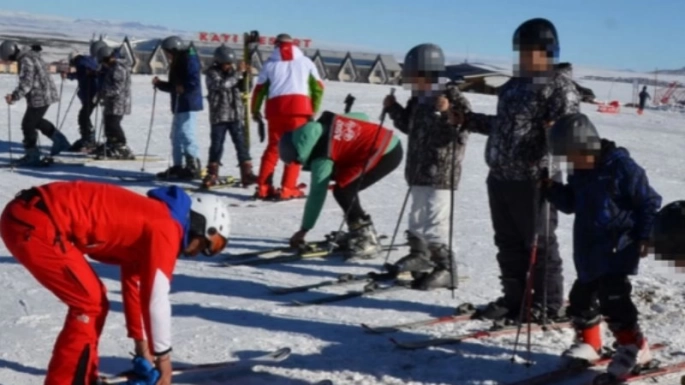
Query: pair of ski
xmin=1 ymin=156 xmax=87 ymax=168
xmin=97 ymin=347 xmax=294 ymax=384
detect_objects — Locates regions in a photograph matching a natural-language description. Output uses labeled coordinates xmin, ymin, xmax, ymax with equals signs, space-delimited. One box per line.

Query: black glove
xmin=257 ymin=117 xmax=265 ymax=143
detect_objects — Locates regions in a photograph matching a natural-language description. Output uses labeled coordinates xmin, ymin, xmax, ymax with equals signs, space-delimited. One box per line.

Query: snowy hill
xmin=0 ymin=72 xmax=684 ymax=385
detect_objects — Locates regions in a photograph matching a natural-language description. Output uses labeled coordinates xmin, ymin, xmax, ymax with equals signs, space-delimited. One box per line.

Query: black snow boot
xmin=157 ymin=165 xmax=185 ymax=180
xmin=180 ymin=156 xmax=202 ymax=180
xmin=412 ymin=244 xmax=457 ymax=291
xmin=472 ymin=278 xmax=525 ymax=321
xmin=385 ymin=230 xmax=435 ymax=276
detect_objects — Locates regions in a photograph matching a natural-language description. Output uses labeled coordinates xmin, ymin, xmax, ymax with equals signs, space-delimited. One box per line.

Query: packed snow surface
xmin=0 ymin=74 xmax=683 ymax=385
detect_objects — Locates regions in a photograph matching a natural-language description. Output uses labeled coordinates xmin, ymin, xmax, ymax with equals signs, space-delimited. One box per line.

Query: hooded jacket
xmin=156 ymin=46 xmax=204 ymax=113
xmin=11 ymin=49 xmax=59 ymax=108
xmin=100 ymin=58 xmax=132 ymax=116
xmin=67 ymin=55 xmax=99 ymax=103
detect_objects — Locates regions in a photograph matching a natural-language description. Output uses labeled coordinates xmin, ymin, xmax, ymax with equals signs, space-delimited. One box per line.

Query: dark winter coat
xmin=205 ymin=64 xmax=247 ymax=125
xmin=11 ymin=49 xmax=59 ymax=108
xmin=100 ymin=59 xmax=132 ymax=116
xmin=464 ymin=63 xmax=581 ymax=181
xmin=639 ymin=90 xmax=650 ymax=109
xmin=156 ymin=47 xmax=203 ymax=113
xmin=545 ymin=140 xmax=662 ymax=282
xmin=387 ymin=84 xmax=485 ymax=190
xmin=67 ymin=55 xmax=99 ymax=103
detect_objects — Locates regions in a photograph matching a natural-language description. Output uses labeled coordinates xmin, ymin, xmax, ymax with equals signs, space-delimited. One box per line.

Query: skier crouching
xmin=543 ymin=113 xmax=662 ymax=380
xmin=281 ymin=111 xmax=403 ymax=259
xmin=0 ymin=181 xmax=231 ymax=385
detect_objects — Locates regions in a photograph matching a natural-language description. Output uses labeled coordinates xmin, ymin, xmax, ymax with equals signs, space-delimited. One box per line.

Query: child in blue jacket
xmin=62 ymin=54 xmax=99 ymax=152
xmin=542 ymin=113 xmax=662 ymax=381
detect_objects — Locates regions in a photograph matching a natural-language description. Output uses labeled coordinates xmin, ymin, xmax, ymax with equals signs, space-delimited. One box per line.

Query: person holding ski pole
xmin=203 ymin=44 xmax=257 ymax=189
xmin=542 ymin=113 xmax=662 ymax=380
xmin=382 ymin=43 xmax=484 ymax=290
xmin=0 ymin=180 xmax=232 ymax=385
xmin=61 ymin=50 xmax=100 ymax=152
xmin=281 ymin=111 xmax=403 ymax=260
xmin=455 ymin=18 xmax=580 ymax=322
xmin=0 ymin=40 xmax=71 ymax=166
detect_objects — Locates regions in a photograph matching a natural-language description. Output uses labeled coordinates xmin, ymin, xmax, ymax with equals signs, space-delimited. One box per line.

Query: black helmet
xmin=0 ymin=40 xmax=20 ymax=61
xmin=96 ymin=45 xmax=115 ymax=63
xmin=513 ymin=18 xmax=559 ymax=57
xmin=278 ymin=132 xmax=299 ymax=164
xmin=161 ymin=36 xmax=185 ymax=52
xmin=90 ymin=40 xmax=108 ymax=58
xmin=213 ymin=45 xmax=236 ymax=64
xmin=651 ymin=200 xmax=685 ymax=259
xmin=275 ymin=33 xmax=292 ymax=45
xmin=402 ymin=43 xmax=445 ymax=79
xmin=547 ymin=113 xmax=601 ymax=157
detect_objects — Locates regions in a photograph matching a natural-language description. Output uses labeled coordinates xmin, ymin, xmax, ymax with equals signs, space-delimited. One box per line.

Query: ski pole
xmin=7 ymin=104 xmax=13 ymax=171
xmin=447 ymin=126 xmax=459 ymax=297
xmin=141 ymin=89 xmax=157 ymax=172
xmin=55 ymin=77 xmax=64 ymax=128
xmin=329 ymin=87 xmax=395 ymax=254
xmin=383 ymin=186 xmax=412 ymax=265
xmin=58 ymin=87 xmax=78 ymax=131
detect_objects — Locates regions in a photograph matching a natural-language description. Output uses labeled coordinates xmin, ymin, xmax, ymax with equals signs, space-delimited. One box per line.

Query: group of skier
xmin=0 ymin=16 xmax=684 ymax=385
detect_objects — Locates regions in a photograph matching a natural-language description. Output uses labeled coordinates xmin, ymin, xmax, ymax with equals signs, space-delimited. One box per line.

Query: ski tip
xmin=268 ymin=347 xmax=292 ymax=360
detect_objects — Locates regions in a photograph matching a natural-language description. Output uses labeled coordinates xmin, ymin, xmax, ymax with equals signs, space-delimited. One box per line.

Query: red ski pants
xmin=257 ymin=115 xmax=310 ymax=189
xmin=0 ymin=192 xmax=109 ymax=385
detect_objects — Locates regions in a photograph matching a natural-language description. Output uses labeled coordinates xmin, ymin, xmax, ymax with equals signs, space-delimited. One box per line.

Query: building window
xmin=374 ymin=69 xmax=383 ymax=78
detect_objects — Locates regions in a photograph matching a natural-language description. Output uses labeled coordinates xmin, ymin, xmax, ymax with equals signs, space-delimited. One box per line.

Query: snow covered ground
xmin=0 ymin=73 xmax=683 ymax=385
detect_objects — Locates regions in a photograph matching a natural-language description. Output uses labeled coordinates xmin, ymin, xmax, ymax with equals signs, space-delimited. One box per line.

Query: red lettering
xmin=199 ymin=32 xmax=208 ymax=42
xmin=210 ymin=33 xmax=221 ymax=43
xmin=266 ymin=37 xmax=275 ymax=45
xmin=303 ymin=39 xmax=312 ymax=48
xmin=233 ymin=34 xmax=239 ymax=43
xmin=293 ymin=38 xmax=301 ymax=46
xmin=221 ymin=34 xmax=231 ymax=43
xmin=259 ymin=36 xmax=267 ymax=45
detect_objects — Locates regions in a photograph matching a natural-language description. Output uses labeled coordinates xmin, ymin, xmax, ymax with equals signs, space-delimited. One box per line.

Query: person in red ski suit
xmin=251 ymin=33 xmax=324 ymax=201
xmin=0 ymin=181 xmax=231 ymax=385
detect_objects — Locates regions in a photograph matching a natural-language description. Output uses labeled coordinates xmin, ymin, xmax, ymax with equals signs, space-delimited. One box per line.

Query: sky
xmin=2 ymin=0 xmax=684 ymax=72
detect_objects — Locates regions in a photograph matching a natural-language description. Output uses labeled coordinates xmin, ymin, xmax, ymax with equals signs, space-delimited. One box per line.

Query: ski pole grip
xmin=379 ymin=88 xmax=396 ymax=120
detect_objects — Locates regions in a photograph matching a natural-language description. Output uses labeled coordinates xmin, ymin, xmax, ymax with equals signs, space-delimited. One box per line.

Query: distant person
xmin=251 ymin=33 xmax=325 ymax=201
xmin=153 ymin=35 xmax=204 ymax=180
xmin=0 ymin=40 xmax=71 ymax=166
xmin=638 ymin=86 xmax=650 ymax=115
xmin=61 ymin=48 xmax=100 ymax=152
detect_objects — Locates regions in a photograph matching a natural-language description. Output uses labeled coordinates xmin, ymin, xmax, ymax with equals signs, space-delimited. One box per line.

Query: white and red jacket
xmin=251 ymin=42 xmax=324 ymax=119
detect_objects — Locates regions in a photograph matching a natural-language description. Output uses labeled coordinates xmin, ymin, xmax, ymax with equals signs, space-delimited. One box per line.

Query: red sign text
xmin=198 ymin=32 xmax=312 ymax=48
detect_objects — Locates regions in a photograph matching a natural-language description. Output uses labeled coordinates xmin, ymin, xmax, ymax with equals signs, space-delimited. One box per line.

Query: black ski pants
xmin=208 ymin=122 xmax=251 ymax=165
xmin=77 ymin=99 xmax=96 ymax=138
xmin=21 ymin=106 xmax=56 ymax=149
xmin=103 ymin=114 xmax=126 ymax=145
xmin=486 ymin=174 xmax=564 ymax=313
xmin=334 ymin=143 xmax=403 ymax=225
xmin=566 ymin=275 xmax=638 ymax=332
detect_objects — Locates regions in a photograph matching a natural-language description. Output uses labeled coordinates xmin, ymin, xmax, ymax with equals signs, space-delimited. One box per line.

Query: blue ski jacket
xmin=67 ymin=55 xmax=99 ymax=103
xmin=545 ymin=139 xmax=662 ymax=282
xmin=156 ymin=46 xmax=204 ymax=113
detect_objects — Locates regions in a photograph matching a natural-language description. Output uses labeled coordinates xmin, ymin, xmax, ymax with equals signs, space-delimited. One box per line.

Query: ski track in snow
xmin=0 ymin=74 xmax=683 ymax=385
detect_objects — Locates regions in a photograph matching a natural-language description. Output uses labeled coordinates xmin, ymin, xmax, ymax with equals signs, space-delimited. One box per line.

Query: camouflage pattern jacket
xmin=387 ymin=84 xmax=486 ymax=190
xmin=11 ymin=49 xmax=59 ymax=108
xmin=464 ymin=63 xmax=581 ymax=181
xmin=205 ymin=64 xmax=247 ymax=125
xmin=100 ymin=59 xmax=132 ymax=116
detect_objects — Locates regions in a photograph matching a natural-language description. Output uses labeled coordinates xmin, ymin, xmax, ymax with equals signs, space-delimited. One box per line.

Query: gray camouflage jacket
xmin=463 ymin=63 xmax=581 ymax=181
xmin=387 ymin=84 xmax=487 ymax=190
xmin=11 ymin=49 xmax=59 ymax=108
xmin=205 ymin=64 xmax=247 ymax=125
xmin=100 ymin=59 xmax=132 ymax=116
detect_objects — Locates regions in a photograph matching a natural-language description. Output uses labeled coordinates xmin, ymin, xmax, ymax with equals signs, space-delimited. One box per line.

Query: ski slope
xmin=0 ymin=73 xmax=683 ymax=385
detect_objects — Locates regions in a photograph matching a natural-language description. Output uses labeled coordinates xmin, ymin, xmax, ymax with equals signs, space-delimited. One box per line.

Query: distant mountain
xmin=654 ymin=67 xmax=685 ymax=75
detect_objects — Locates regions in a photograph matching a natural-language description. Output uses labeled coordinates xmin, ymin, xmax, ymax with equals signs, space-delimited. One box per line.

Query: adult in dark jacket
xmin=62 ymin=53 xmax=99 ymax=152
xmin=458 ymin=18 xmax=581 ymax=322
xmin=637 ymin=86 xmax=650 ymax=114
xmin=1 ymin=40 xmax=71 ymax=166
xmin=543 ymin=113 xmax=661 ymax=380
xmin=153 ymin=36 xmax=203 ymax=180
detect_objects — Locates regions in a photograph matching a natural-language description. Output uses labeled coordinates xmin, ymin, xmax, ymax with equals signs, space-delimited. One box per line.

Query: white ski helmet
xmin=189 ymin=193 xmax=231 ymax=256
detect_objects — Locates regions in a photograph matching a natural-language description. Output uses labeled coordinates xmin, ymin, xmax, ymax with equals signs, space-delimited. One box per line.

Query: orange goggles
xmin=203 ymin=228 xmax=228 ymax=256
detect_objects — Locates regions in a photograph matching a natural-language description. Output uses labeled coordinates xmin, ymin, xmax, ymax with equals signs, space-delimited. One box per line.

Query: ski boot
xmin=68 ymin=130 xmax=96 ymax=152
xmin=178 ymin=156 xmax=202 ymax=180
xmin=471 ymin=278 xmax=525 ymax=321
xmin=254 ymin=183 xmax=278 ymax=200
xmin=605 ymin=326 xmax=652 ymax=380
xmin=240 ymin=160 xmax=257 ymax=187
xmin=277 ymin=185 xmax=306 ymax=200
xmin=157 ymin=165 xmax=184 ymax=180
xmin=49 ymin=130 xmax=71 ymax=156
xmin=110 ymin=143 xmax=135 ymax=160
xmin=412 ymin=243 xmax=457 ymax=291
xmin=12 ymin=147 xmax=43 ymax=167
xmin=202 ymin=162 xmax=220 ymax=189
xmin=343 ymin=214 xmax=381 ymax=260
xmin=559 ymin=321 xmax=603 ymax=368
xmin=385 ymin=230 xmax=435 ymax=277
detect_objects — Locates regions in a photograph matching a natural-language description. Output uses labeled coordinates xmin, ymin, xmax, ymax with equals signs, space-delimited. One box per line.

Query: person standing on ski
xmin=382 ymin=43 xmax=487 ymax=290
xmin=0 ymin=40 xmax=71 ymax=166
xmin=251 ymin=33 xmax=325 ymax=201
xmin=93 ymin=45 xmax=135 ymax=159
xmin=0 ymin=180 xmax=231 ymax=385
xmin=543 ymin=113 xmax=661 ymax=380
xmin=203 ymin=44 xmax=257 ymax=189
xmin=153 ymin=35 xmax=204 ymax=180
xmin=281 ymin=111 xmax=403 ymax=260
xmin=61 ymin=51 xmax=100 ymax=152
xmin=456 ymin=18 xmax=580 ymax=322
xmin=638 ymin=86 xmax=650 ymax=115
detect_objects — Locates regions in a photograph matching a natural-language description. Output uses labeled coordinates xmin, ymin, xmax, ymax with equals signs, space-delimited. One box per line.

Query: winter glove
xmin=257 ymin=117 xmax=266 ymax=143
xmin=125 ymin=356 xmax=161 ymax=385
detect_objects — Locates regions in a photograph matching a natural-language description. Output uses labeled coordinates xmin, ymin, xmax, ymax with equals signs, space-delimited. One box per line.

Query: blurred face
xmin=566 ymin=151 xmax=596 ymax=170
xmin=164 ymin=51 xmax=174 ymax=63
xmin=220 ymin=63 xmax=233 ymax=72
xmin=517 ymin=48 xmax=552 ymax=73
xmin=182 ymin=232 xmax=227 ymax=257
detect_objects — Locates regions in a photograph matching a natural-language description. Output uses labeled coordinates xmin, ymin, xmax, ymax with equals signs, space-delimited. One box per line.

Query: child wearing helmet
xmin=542 ymin=113 xmax=662 ymax=380
xmin=202 ymin=44 xmax=257 ymax=189
xmin=0 ymin=180 xmax=230 ymax=385
xmin=0 ymin=40 xmax=72 ymax=166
